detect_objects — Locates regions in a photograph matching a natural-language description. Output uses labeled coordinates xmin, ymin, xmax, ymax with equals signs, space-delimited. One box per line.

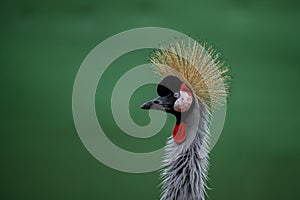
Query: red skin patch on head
xmin=180 ymin=83 xmax=192 ymax=96
xmin=172 ymin=123 xmax=187 ymax=144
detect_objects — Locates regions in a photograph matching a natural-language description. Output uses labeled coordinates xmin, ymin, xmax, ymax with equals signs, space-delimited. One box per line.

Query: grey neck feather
xmin=160 ymin=100 xmax=211 ymax=200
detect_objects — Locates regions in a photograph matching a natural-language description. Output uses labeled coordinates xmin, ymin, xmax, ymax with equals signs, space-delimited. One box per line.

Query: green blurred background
xmin=1 ymin=0 xmax=300 ymax=199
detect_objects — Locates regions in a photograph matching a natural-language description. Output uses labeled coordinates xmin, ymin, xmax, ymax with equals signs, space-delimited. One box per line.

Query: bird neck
xmin=160 ymin=101 xmax=211 ymax=200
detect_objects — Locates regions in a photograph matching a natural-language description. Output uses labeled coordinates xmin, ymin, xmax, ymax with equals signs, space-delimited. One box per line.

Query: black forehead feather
xmin=157 ymin=75 xmax=182 ymax=96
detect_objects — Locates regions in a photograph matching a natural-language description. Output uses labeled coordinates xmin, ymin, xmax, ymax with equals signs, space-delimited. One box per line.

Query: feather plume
xmin=150 ymin=39 xmax=230 ymax=110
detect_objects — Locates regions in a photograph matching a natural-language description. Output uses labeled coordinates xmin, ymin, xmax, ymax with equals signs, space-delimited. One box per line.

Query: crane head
xmin=141 ymin=75 xmax=194 ymax=115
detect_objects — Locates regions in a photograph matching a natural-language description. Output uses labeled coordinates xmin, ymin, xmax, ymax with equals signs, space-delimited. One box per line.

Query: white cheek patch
xmin=174 ymin=90 xmax=193 ymax=112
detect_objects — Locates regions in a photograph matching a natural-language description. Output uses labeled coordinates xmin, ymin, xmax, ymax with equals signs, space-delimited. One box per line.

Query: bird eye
xmin=173 ymin=92 xmax=180 ymax=98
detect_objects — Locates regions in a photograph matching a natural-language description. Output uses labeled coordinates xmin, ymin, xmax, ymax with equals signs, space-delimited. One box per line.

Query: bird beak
xmin=140 ymin=96 xmax=169 ymax=111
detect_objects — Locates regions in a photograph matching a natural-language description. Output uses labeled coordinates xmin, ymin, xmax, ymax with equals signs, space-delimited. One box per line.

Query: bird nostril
xmin=153 ymin=100 xmax=160 ymax=104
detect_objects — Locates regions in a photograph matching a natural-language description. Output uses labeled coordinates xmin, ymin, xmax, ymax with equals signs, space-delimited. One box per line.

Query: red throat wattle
xmin=172 ymin=123 xmax=187 ymax=144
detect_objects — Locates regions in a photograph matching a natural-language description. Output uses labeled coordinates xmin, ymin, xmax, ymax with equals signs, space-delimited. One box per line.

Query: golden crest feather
xmin=150 ymin=39 xmax=230 ymax=110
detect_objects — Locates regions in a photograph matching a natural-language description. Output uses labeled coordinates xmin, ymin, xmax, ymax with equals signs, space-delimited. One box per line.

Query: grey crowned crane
xmin=141 ymin=40 xmax=230 ymax=200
